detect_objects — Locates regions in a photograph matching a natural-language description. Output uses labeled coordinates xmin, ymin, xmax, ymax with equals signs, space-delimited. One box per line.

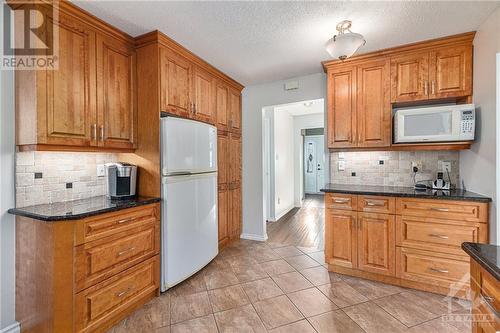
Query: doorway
xmin=304 ymin=132 xmax=325 ymax=194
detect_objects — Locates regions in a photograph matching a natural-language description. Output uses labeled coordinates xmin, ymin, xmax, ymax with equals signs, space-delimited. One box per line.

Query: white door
xmin=161 ymin=172 xmax=218 ymax=291
xmin=161 ymin=117 xmax=217 ymax=175
xmin=304 ymin=135 xmax=325 ymax=193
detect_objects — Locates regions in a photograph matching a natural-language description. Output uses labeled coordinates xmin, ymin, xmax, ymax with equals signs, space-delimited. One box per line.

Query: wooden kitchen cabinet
xmin=160 ymin=46 xmax=193 ymax=118
xmin=193 ymin=65 xmax=216 ymax=123
xmin=13 ymin=2 xmax=137 ymax=152
xmin=228 ymin=133 xmax=242 ymax=240
xmin=96 ymin=34 xmax=137 ymax=149
xmin=357 ymin=212 xmax=395 ymax=276
xmin=325 ymin=192 xmax=489 ymax=298
xmin=356 ymin=59 xmax=391 ymax=147
xmin=390 ymin=52 xmax=429 ymax=103
xmin=325 ymin=209 xmax=358 ymax=269
xmin=327 ymin=66 xmax=357 ymax=148
xmin=216 ymin=81 xmax=230 ymax=130
xmin=228 ymin=87 xmax=242 ymax=133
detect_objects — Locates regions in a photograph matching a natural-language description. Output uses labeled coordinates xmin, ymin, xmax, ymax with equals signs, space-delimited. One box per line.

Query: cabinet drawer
xmin=479 ymin=265 xmax=500 ymax=314
xmin=75 ymin=224 xmax=159 ymax=291
xmin=396 ymin=216 xmax=485 ymax=256
xmin=75 ymin=256 xmax=159 ymax=332
xmin=325 ymin=193 xmax=357 ymax=210
xmin=396 ymin=198 xmax=488 ymax=222
xmin=358 ymin=195 xmax=395 ymax=214
xmin=396 ymin=247 xmax=469 ymax=288
xmin=77 ymin=204 xmax=158 ymax=244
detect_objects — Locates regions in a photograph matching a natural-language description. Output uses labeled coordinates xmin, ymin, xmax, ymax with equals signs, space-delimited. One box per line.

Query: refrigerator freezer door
xmin=161 ymin=117 xmax=217 ymax=175
xmin=161 ymin=172 xmax=218 ymax=291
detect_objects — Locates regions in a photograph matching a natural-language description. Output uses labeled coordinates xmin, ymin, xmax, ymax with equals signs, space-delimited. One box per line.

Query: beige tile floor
xmin=108 ymin=240 xmax=471 ymax=333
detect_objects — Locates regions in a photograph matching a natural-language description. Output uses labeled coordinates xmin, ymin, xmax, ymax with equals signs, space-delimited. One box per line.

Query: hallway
xmin=267 ymin=194 xmax=325 ymax=250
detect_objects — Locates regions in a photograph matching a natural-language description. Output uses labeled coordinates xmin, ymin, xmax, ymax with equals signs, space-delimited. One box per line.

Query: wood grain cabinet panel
xmin=325 ymin=193 xmax=357 ymax=211
xmin=325 ymin=209 xmax=357 ymax=269
xmin=396 ymin=198 xmax=488 ymax=223
xmin=97 ymin=34 xmax=136 ymax=149
xmin=228 ymin=87 xmax=241 ymax=133
xmin=228 ymin=133 xmax=242 ymax=240
xmin=470 ymin=260 xmax=500 ymax=333
xmin=429 ymin=45 xmax=472 ymax=99
xmin=327 ymin=66 xmax=357 ymax=148
xmin=218 ymin=189 xmax=229 ymax=248
xmin=160 ymin=46 xmax=193 ymax=118
xmin=357 ymin=212 xmax=395 ymax=276
xmin=193 ymin=65 xmax=215 ymax=123
xmin=216 ymin=82 xmax=229 ymax=130
xmin=356 ymin=59 xmax=391 ymax=147
xmin=390 ymin=52 xmax=429 ymax=103
xmin=358 ymin=195 xmax=395 ymax=214
xmin=229 ymin=186 xmax=242 ymax=240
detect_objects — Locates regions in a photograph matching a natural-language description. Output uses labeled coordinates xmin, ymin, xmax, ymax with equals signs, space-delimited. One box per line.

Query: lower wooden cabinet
xmin=470 ymin=259 xmax=500 ymax=333
xmin=325 ymin=193 xmax=489 ymax=297
xmin=15 ymin=203 xmax=161 ymax=333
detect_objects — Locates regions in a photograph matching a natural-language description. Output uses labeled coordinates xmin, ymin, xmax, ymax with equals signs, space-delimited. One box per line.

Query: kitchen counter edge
xmin=462 ymin=242 xmax=500 ymax=281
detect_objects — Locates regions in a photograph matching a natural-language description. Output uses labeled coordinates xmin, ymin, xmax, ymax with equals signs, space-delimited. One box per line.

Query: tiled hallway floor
xmin=108 ymin=240 xmax=471 ymax=333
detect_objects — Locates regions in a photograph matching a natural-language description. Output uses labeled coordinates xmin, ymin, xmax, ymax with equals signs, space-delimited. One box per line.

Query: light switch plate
xmin=96 ymin=164 xmax=106 ymax=177
xmin=338 ymin=161 xmax=346 ymax=171
xmin=338 ymin=152 xmax=345 ymax=160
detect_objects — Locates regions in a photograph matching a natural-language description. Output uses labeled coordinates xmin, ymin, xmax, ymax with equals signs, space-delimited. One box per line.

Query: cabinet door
xmin=193 ymin=66 xmax=215 ymax=123
xmin=429 ymin=45 xmax=472 ymax=99
xmin=44 ymin=13 xmax=96 ymax=147
xmin=96 ymin=35 xmax=136 ymax=149
xmin=357 ymin=59 xmax=391 ymax=147
xmin=160 ymin=47 xmax=192 ymax=118
xmin=218 ymin=189 xmax=229 ymax=247
xmin=390 ymin=52 xmax=429 ymax=102
xmin=228 ymin=88 xmax=241 ymax=133
xmin=327 ymin=67 xmax=357 ymax=148
xmin=229 ymin=186 xmax=242 ymax=240
xmin=217 ymin=134 xmax=229 ymax=188
xmin=229 ymin=133 xmax=241 ymax=185
xmin=357 ymin=212 xmax=395 ymax=276
xmin=216 ymin=82 xmax=229 ymax=130
xmin=325 ymin=209 xmax=357 ymax=268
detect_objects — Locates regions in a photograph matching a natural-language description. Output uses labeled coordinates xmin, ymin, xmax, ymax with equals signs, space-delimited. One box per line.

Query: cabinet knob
xmin=99 ymin=125 xmax=104 ymax=141
xmin=91 ymin=124 xmax=97 ymax=140
xmin=424 ymin=81 xmax=429 ymax=95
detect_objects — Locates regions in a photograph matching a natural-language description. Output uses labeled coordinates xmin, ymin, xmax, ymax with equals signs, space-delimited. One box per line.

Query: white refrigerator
xmin=160 ymin=116 xmax=218 ymax=292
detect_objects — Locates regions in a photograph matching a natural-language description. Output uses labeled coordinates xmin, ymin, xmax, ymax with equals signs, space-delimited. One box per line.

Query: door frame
xmin=303 ymin=134 xmax=325 ymax=195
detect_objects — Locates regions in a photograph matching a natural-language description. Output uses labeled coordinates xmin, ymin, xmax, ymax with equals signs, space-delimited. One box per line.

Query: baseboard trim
xmin=1 ymin=322 xmax=20 ymax=333
xmin=240 ymin=233 xmax=268 ymax=242
xmin=275 ymin=205 xmax=295 ymax=221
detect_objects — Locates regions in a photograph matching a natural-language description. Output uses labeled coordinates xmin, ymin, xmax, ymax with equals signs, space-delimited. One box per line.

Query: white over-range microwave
xmin=393 ymin=104 xmax=475 ymax=143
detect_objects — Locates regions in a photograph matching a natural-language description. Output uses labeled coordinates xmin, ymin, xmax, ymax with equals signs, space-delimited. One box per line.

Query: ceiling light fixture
xmin=325 ymin=20 xmax=366 ymax=61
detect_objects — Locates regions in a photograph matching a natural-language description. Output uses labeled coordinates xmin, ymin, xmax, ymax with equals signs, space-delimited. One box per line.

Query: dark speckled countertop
xmin=462 ymin=243 xmax=500 ymax=281
xmin=320 ymin=184 xmax=491 ymax=203
xmin=8 ymin=196 xmax=161 ymax=221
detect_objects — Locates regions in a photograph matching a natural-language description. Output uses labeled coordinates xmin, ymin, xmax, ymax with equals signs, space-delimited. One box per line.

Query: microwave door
xmin=396 ymin=110 xmax=455 ymax=143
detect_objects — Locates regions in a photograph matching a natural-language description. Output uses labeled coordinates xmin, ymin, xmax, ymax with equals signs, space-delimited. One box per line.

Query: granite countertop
xmin=320 ymin=184 xmax=491 ymax=202
xmin=8 ymin=196 xmax=161 ymax=222
xmin=462 ymin=242 xmax=500 ymax=281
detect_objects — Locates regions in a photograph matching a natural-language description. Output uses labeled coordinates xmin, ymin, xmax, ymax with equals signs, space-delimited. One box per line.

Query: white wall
xmin=460 ymin=7 xmax=500 ymax=245
xmin=293 ymin=113 xmax=325 ymax=206
xmin=0 ymin=50 xmax=18 ymax=331
xmin=242 ymin=73 xmax=326 ymax=240
xmin=273 ymin=109 xmax=294 ymax=220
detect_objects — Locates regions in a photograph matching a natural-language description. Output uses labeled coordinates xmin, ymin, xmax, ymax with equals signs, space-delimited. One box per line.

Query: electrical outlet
xmin=338 ymin=161 xmax=346 ymax=171
xmin=338 ymin=152 xmax=345 ymax=160
xmin=442 ymin=161 xmax=451 ymax=173
xmin=411 ymin=161 xmax=422 ymax=172
xmin=96 ymin=164 xmax=106 ymax=177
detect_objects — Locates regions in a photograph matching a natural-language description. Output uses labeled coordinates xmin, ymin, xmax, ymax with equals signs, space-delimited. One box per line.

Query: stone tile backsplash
xmin=15 ymin=152 xmax=117 ymax=207
xmin=330 ymin=151 xmax=460 ymax=188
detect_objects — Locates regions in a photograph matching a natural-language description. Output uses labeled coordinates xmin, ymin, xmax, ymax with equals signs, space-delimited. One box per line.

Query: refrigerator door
xmin=161 ymin=117 xmax=217 ymax=175
xmin=161 ymin=172 xmax=218 ymax=291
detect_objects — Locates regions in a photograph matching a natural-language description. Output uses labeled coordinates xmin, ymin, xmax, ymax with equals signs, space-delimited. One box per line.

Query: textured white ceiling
xmin=74 ymin=1 xmax=499 ymax=86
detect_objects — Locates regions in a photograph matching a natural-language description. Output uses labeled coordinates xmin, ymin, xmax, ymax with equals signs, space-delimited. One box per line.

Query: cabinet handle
xmin=334 ymin=199 xmax=350 ymax=203
xmin=428 ymin=233 xmax=449 ymax=239
xmin=194 ymin=103 xmax=197 ymax=114
xmin=431 ymin=80 xmax=436 ymax=95
xmin=116 ymin=286 xmax=133 ymax=298
xmin=117 ymin=247 xmax=136 ymax=256
xmin=430 ymin=207 xmax=449 ymax=212
xmin=429 ymin=267 xmax=448 ymax=274
xmin=424 ymin=81 xmax=429 ymax=95
xmin=366 ymin=201 xmax=384 ymax=207
xmin=99 ymin=125 xmax=104 ymax=141
xmin=91 ymin=124 xmax=97 ymax=140
xmin=117 ymin=218 xmax=133 ymax=224
xmin=228 ymin=119 xmax=233 ymax=129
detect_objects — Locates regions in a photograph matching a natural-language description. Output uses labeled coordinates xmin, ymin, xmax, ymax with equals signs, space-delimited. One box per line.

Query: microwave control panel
xmin=460 ymin=110 xmax=475 ymax=135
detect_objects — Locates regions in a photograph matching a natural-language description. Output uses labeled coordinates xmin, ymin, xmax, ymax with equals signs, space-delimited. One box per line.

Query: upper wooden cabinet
xmin=216 ymin=82 xmax=229 ymax=130
xmin=14 ymin=2 xmax=137 ymax=152
xmin=160 ymin=47 xmax=193 ymax=118
xmin=327 ymin=59 xmax=390 ymax=149
xmin=228 ymin=87 xmax=242 ymax=133
xmin=193 ymin=66 xmax=216 ymax=123
xmin=96 ymin=35 xmax=137 ymax=150
xmin=323 ymin=32 xmax=475 ymax=151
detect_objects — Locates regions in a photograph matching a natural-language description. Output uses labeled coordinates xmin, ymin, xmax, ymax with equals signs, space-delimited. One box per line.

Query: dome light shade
xmin=325 ymin=20 xmax=366 ymax=60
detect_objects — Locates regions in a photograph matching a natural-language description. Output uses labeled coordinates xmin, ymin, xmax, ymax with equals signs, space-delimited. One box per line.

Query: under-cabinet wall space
xmin=330 ymin=151 xmax=459 ymax=187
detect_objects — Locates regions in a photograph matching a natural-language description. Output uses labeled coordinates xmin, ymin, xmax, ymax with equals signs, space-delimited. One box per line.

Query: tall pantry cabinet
xmin=130 ymin=31 xmax=243 ymax=250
